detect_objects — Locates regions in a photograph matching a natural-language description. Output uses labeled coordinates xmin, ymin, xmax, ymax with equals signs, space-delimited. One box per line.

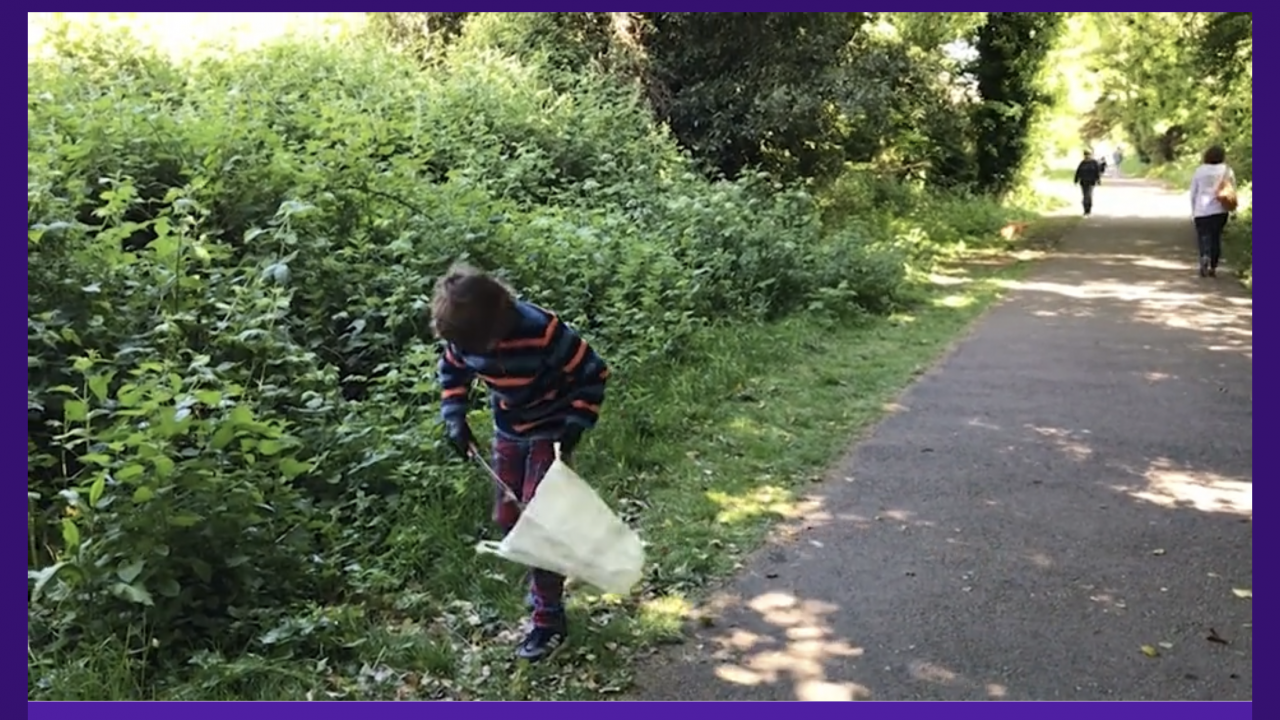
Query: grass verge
xmin=34 ymin=214 xmax=1069 ymax=702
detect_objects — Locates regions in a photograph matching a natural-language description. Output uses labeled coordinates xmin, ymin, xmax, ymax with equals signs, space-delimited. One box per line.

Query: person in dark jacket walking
xmin=1073 ymin=151 xmax=1103 ymax=216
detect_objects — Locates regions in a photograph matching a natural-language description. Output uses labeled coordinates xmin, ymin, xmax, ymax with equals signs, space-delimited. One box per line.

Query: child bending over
xmin=430 ymin=263 xmax=609 ymax=662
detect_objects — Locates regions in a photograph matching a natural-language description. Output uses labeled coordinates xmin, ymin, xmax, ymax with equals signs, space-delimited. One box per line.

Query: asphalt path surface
xmin=631 ymin=179 xmax=1253 ymax=701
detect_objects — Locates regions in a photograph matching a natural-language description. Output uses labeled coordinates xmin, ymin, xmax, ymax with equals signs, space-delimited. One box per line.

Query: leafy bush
xmin=28 ymin=23 xmax=1032 ymax=697
xmin=1225 ymin=201 xmax=1252 ymax=287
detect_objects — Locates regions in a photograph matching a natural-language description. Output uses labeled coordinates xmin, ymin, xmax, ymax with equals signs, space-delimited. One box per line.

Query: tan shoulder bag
xmin=1215 ymin=167 xmax=1239 ymax=212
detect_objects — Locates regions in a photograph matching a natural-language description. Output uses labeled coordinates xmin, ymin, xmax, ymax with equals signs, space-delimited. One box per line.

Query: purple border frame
xmin=24 ymin=8 xmax=1257 ymax=708
xmin=24 ymin=704 xmax=1260 ymax=714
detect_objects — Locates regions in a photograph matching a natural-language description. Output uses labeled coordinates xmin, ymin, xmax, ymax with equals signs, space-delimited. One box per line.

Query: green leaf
xmin=60 ymin=518 xmax=80 ymax=551
xmin=88 ymin=373 xmax=112 ymax=403
xmin=64 ymin=400 xmax=88 ymax=422
xmin=170 ymin=513 xmax=204 ymax=528
xmin=190 ymin=558 xmax=213 ymax=583
xmin=117 ymin=386 xmax=142 ymax=407
xmin=258 ymin=439 xmax=285 ymax=456
xmin=29 ymin=562 xmax=69 ymax=604
xmin=152 ymin=455 xmax=175 ymax=479
xmin=195 ymin=389 xmax=222 ymax=406
xmin=211 ymin=424 xmax=237 ymax=450
xmin=116 ymin=463 xmax=145 ymax=483
xmin=229 ymin=405 xmax=254 ymax=425
xmin=117 ymin=558 xmax=146 ymax=584
xmin=110 ymin=582 xmax=154 ymax=606
xmin=157 ymin=577 xmax=181 ymax=597
xmin=279 ymin=456 xmax=312 ymax=480
xmin=152 ymin=235 xmax=180 ymax=259
xmin=88 ymin=473 xmax=106 ymax=507
xmin=132 ymin=486 xmax=155 ymax=503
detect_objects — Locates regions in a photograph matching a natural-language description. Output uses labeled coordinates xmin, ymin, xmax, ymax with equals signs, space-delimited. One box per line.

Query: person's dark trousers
xmin=1080 ymin=183 xmax=1096 ymax=215
xmin=1194 ymin=212 xmax=1230 ymax=276
xmin=491 ymin=436 xmax=566 ymax=628
xmin=492 ymin=435 xmax=572 ymax=662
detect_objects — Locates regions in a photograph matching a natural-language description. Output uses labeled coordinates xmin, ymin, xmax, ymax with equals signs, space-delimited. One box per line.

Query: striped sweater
xmin=438 ymin=301 xmax=609 ymax=439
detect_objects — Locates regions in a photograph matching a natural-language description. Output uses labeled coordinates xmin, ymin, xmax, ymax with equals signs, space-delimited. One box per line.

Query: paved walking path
xmin=631 ymin=179 xmax=1253 ymax=701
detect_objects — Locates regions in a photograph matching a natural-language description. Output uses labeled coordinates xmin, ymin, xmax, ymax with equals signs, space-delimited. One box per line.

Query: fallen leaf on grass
xmin=1140 ymin=645 xmax=1160 ymax=658
xmin=1231 ymin=588 xmax=1251 ymax=599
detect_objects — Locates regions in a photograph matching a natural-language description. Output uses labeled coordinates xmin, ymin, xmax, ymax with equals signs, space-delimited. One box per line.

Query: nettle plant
xmin=29 ymin=189 xmax=334 ymax=646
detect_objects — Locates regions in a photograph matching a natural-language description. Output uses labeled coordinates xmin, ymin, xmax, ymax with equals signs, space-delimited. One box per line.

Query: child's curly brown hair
xmin=430 ymin=263 xmax=518 ymax=352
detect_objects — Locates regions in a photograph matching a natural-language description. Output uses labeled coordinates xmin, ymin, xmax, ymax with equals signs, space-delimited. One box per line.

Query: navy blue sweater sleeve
xmin=438 ymin=343 xmax=476 ymax=423
xmin=545 ymin=319 xmax=609 ymax=429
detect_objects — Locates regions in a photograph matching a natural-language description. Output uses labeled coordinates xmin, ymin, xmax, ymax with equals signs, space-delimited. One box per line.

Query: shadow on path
xmin=630 ymin=180 xmax=1252 ymax=701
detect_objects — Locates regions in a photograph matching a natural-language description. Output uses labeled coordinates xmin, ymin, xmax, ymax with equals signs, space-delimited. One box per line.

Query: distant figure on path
xmin=1189 ymin=144 xmax=1237 ymax=278
xmin=1073 ymin=150 xmax=1103 ymax=216
xmin=1111 ymin=147 xmax=1123 ymax=175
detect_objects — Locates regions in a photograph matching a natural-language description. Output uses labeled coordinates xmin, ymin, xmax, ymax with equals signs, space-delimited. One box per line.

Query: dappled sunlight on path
xmin=633 ymin=179 xmax=1251 ymax=701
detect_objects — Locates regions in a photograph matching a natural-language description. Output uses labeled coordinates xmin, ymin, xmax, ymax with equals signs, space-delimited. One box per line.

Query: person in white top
xmin=1188 ymin=145 xmax=1237 ymax=278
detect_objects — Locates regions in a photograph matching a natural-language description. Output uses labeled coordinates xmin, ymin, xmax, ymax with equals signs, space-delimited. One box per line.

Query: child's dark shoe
xmin=516 ymin=623 xmax=568 ymax=663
